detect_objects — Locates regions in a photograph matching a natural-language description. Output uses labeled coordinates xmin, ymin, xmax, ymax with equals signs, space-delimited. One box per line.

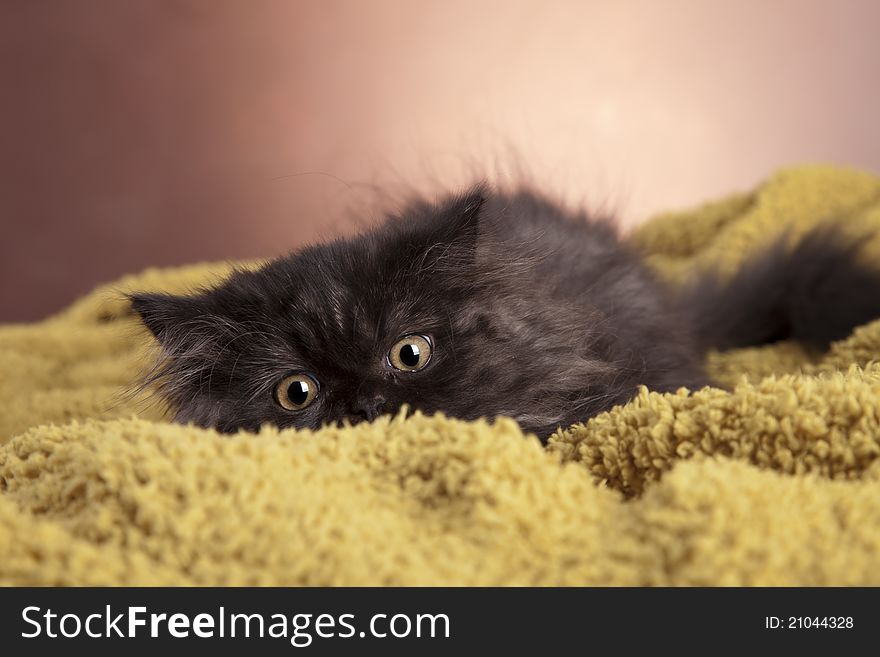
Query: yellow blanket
xmin=2 ymin=165 xmax=879 ymax=585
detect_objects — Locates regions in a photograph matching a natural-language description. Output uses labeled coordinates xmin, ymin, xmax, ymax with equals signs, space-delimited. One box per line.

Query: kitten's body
xmin=132 ymin=187 xmax=880 ymax=441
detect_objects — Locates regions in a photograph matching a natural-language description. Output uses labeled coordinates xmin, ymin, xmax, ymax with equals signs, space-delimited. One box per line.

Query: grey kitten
xmin=131 ymin=186 xmax=880 ymax=442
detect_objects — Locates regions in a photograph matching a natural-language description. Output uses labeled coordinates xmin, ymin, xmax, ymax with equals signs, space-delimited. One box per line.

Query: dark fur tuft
xmin=680 ymin=226 xmax=880 ymax=352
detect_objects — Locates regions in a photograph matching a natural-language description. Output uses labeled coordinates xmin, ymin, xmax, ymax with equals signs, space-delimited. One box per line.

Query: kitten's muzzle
xmin=349 ymin=395 xmax=389 ymax=423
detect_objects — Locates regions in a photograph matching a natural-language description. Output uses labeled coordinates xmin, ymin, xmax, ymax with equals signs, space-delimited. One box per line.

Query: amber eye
xmin=274 ymin=373 xmax=319 ymax=411
xmin=389 ymin=335 xmax=433 ymax=372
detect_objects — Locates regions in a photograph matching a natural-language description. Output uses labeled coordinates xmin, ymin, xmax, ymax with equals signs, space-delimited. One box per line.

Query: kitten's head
xmin=131 ymin=187 xmax=615 ymax=440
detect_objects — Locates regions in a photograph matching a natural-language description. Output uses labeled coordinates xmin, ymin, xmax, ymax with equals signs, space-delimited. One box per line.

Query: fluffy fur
xmin=130 ymin=187 xmax=880 ymax=441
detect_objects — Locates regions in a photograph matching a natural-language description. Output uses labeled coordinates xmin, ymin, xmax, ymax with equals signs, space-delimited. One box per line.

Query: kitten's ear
xmin=129 ymin=292 xmax=202 ymax=348
xmin=419 ymin=185 xmax=487 ymax=264
xmin=437 ymin=185 xmax=485 ymax=242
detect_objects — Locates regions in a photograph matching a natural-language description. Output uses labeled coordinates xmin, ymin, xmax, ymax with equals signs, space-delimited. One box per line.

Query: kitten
xmin=130 ymin=186 xmax=880 ymax=442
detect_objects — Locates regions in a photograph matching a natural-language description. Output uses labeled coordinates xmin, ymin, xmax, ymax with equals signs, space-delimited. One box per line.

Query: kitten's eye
xmin=389 ymin=335 xmax=432 ymax=372
xmin=274 ymin=373 xmax=319 ymax=411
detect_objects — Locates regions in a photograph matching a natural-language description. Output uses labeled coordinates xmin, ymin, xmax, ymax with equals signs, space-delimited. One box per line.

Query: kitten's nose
xmin=350 ymin=396 xmax=387 ymax=422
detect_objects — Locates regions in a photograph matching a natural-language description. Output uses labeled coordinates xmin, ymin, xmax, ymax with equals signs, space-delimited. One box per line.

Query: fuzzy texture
xmin=1 ymin=164 xmax=880 ymax=585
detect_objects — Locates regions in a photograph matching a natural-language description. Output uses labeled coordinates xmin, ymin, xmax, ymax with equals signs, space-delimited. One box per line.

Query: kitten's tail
xmin=679 ymin=225 xmax=880 ymax=352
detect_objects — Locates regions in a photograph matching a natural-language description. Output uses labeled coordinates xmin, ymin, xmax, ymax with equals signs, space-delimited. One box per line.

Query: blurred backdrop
xmin=2 ymin=0 xmax=879 ymax=321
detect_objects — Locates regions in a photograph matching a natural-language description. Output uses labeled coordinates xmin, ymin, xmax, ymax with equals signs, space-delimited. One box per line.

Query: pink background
xmin=2 ymin=0 xmax=879 ymax=321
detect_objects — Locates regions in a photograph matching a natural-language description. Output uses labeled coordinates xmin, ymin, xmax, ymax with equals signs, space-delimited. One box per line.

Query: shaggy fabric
xmin=1 ymin=165 xmax=879 ymax=585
